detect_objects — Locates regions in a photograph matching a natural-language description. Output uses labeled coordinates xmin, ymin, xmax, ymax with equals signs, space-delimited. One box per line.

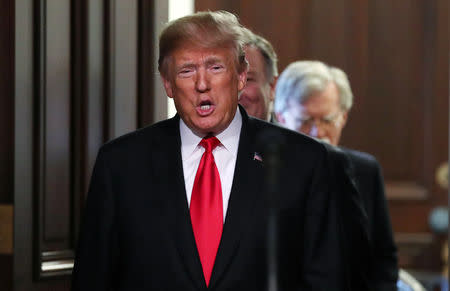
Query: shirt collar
xmin=180 ymin=107 xmax=242 ymax=160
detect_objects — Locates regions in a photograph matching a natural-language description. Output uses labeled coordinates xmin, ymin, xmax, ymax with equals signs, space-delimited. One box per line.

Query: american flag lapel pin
xmin=253 ymin=152 xmax=263 ymax=162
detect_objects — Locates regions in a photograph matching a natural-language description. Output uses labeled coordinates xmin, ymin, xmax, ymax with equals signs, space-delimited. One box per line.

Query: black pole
xmin=267 ymin=211 xmax=278 ymax=291
xmin=258 ymin=128 xmax=285 ymax=291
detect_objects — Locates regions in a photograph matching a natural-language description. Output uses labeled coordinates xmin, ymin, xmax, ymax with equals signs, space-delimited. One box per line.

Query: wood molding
xmin=0 ymin=0 xmax=14 ymax=204
xmin=34 ymin=0 xmax=75 ymax=280
xmin=137 ymin=0 xmax=154 ymax=127
xmin=395 ymin=233 xmax=434 ymax=245
xmin=395 ymin=232 xmax=437 ymax=269
xmin=385 ymin=181 xmax=429 ymax=201
xmin=0 ymin=205 xmax=13 ymax=254
xmin=14 ymin=0 xmax=35 ymax=288
xmin=105 ymin=0 xmax=138 ymax=139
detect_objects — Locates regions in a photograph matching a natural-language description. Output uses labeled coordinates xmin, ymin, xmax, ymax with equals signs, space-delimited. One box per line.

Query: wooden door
xmin=11 ymin=0 xmax=151 ymax=290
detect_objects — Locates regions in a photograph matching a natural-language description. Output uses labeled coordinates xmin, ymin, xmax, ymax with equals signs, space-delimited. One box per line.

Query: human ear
xmin=161 ymin=75 xmax=174 ymax=98
xmin=269 ymin=76 xmax=278 ymax=102
xmin=340 ymin=111 xmax=348 ymax=128
xmin=237 ymin=69 xmax=247 ymax=91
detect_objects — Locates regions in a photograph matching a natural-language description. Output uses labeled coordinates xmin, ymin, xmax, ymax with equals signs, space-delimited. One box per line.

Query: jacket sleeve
xmin=71 ymin=147 xmax=119 ymax=291
xmin=370 ymin=162 xmax=398 ymax=291
xmin=333 ymin=147 xmax=374 ymax=291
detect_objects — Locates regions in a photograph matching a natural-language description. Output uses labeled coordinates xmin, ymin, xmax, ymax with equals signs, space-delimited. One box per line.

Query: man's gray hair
xmin=241 ymin=28 xmax=278 ymax=82
xmin=274 ymin=60 xmax=353 ymax=114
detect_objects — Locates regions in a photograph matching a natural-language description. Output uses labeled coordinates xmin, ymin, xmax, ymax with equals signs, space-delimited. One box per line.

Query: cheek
xmin=246 ymin=86 xmax=262 ymax=101
xmin=172 ymin=81 xmax=192 ymax=97
xmin=260 ymin=84 xmax=272 ymax=101
xmin=327 ymin=127 xmax=341 ymax=140
xmin=240 ymin=86 xmax=251 ymax=96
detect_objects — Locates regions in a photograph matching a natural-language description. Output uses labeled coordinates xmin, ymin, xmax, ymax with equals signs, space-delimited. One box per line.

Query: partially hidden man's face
xmin=276 ymin=82 xmax=347 ymax=146
xmin=239 ymin=46 xmax=275 ymax=121
xmin=162 ymin=45 xmax=247 ymax=136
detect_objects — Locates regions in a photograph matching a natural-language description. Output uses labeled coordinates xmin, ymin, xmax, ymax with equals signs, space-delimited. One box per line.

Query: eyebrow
xmin=204 ymin=57 xmax=224 ymax=66
xmin=175 ymin=56 xmax=226 ymax=71
xmin=176 ymin=62 xmax=196 ymax=71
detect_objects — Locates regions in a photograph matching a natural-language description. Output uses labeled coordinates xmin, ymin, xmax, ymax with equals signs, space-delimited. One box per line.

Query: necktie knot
xmin=200 ymin=136 xmax=221 ymax=153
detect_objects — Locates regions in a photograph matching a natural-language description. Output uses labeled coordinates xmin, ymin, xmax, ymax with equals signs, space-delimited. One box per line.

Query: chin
xmin=194 ymin=122 xmax=221 ymax=135
xmin=320 ymin=137 xmax=331 ymax=144
xmin=245 ymin=107 xmax=258 ymax=117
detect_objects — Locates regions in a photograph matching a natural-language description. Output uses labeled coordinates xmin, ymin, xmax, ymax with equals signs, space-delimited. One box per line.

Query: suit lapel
xmin=157 ymin=109 xmax=265 ymax=289
xmin=154 ymin=116 xmax=206 ymax=290
xmin=209 ymin=108 xmax=264 ymax=288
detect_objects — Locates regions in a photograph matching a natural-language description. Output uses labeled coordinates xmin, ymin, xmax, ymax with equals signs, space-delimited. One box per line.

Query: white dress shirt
xmin=180 ymin=108 xmax=242 ymax=221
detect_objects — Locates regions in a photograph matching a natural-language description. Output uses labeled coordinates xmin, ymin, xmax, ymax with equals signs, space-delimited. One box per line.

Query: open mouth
xmin=200 ymin=104 xmax=211 ymax=110
xmin=196 ymin=100 xmax=215 ymax=116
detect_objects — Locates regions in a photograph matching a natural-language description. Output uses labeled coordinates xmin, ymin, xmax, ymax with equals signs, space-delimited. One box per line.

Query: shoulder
xmin=339 ymin=148 xmax=385 ymax=187
xmin=239 ymin=105 xmax=327 ymax=158
xmin=248 ymin=116 xmax=329 ymax=157
xmin=99 ymin=117 xmax=178 ymax=158
xmin=340 ymin=147 xmax=380 ymax=169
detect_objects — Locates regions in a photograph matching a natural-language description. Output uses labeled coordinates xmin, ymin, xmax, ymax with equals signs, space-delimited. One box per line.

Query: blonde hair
xmin=158 ymin=11 xmax=248 ymax=78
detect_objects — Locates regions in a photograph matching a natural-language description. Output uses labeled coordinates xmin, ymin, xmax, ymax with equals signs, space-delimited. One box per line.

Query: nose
xmin=195 ymin=69 xmax=210 ymax=93
xmin=309 ymin=123 xmax=325 ymax=138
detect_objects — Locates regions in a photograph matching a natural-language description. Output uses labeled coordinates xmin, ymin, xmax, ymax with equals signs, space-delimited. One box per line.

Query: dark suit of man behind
xmin=344 ymin=148 xmax=398 ymax=291
xmin=72 ymin=11 xmax=344 ymax=291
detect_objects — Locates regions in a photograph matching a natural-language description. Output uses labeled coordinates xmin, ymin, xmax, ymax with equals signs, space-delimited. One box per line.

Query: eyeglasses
xmin=296 ymin=112 xmax=343 ymax=131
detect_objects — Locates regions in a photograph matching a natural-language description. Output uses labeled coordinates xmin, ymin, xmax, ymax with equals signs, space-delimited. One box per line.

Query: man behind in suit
xmin=72 ymin=11 xmax=345 ymax=291
xmin=238 ymin=29 xmax=278 ymax=121
xmin=274 ymin=60 xmax=399 ymax=290
xmin=238 ymin=29 xmax=374 ymax=290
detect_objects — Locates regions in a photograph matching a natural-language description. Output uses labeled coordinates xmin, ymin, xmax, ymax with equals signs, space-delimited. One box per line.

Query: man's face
xmin=162 ymin=45 xmax=247 ymax=136
xmin=277 ymin=82 xmax=347 ymax=146
xmin=239 ymin=46 xmax=275 ymax=120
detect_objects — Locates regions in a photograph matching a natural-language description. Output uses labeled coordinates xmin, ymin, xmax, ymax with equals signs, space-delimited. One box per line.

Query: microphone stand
xmin=267 ymin=162 xmax=279 ymax=291
xmin=267 ymin=208 xmax=278 ymax=291
xmin=259 ymin=129 xmax=284 ymax=291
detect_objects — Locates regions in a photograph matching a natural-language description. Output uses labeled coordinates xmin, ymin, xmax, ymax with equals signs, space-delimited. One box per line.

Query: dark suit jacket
xmin=342 ymin=148 xmax=399 ymax=291
xmin=324 ymin=145 xmax=373 ymax=291
xmin=71 ymin=107 xmax=344 ymax=291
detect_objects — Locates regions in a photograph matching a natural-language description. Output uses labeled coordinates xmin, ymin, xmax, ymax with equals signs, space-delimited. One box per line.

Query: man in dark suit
xmin=274 ymin=60 xmax=399 ymax=291
xmin=239 ymin=30 xmax=375 ymax=290
xmin=72 ymin=11 xmax=345 ymax=291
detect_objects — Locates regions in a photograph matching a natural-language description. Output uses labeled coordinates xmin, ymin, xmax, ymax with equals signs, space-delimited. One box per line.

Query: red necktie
xmin=190 ymin=136 xmax=223 ymax=286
